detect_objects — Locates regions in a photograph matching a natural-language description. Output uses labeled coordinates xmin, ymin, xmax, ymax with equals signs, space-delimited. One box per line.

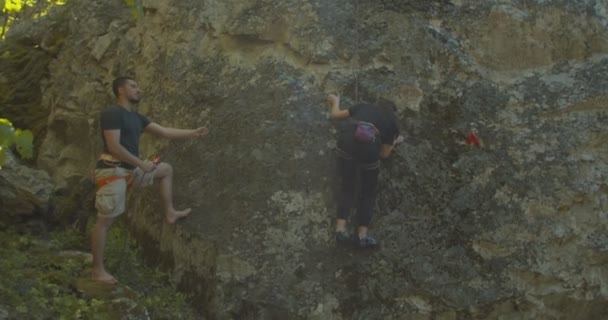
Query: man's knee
xmin=155 ymin=162 xmax=173 ymax=177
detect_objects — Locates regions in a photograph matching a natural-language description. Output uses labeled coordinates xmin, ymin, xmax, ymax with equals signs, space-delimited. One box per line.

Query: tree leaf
xmin=14 ymin=129 xmax=33 ymax=159
xmin=0 ymin=145 xmax=5 ymax=167
xmin=0 ymin=119 xmax=16 ymax=146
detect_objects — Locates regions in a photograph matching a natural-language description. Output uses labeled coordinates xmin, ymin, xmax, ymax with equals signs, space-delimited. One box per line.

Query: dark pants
xmin=336 ymin=154 xmax=379 ymax=227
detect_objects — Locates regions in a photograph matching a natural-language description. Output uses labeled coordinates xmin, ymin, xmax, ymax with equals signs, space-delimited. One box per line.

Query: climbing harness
xmin=96 ymin=174 xmax=133 ymax=189
xmin=99 ymin=152 xmax=122 ymax=167
xmin=96 ymin=153 xmax=131 ymax=189
xmin=95 ymin=153 xmax=160 ymax=190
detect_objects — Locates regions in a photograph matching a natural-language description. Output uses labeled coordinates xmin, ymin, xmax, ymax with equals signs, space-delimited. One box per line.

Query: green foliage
xmin=0 ymin=229 xmax=96 ymax=319
xmin=0 ymin=118 xmax=33 ymax=167
xmin=1 ymin=0 xmax=67 ymax=38
xmin=124 ymin=0 xmax=143 ymax=19
xmin=103 ymin=223 xmax=198 ymax=318
xmin=143 ymin=287 xmax=197 ymax=319
xmin=0 ymin=225 xmax=199 ymax=319
xmin=2 ymin=1 xmax=67 ymax=15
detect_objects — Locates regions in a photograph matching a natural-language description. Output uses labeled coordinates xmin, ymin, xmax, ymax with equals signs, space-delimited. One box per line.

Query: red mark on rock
xmin=466 ymin=129 xmax=480 ymax=146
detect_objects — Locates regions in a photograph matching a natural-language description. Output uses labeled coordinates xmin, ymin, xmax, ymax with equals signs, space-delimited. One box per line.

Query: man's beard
xmin=129 ymin=97 xmax=140 ymax=104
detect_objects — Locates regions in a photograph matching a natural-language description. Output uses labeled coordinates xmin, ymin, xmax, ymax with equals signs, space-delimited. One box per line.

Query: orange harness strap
xmin=96 ymin=173 xmax=134 ymax=189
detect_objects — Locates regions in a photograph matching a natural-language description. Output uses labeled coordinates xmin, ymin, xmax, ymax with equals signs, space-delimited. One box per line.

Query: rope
xmin=353 ymin=0 xmax=360 ymax=103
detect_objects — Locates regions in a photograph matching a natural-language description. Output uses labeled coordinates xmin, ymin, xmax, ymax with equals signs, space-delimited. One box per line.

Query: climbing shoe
xmin=335 ymin=231 xmax=353 ymax=245
xmin=355 ymin=235 xmax=379 ymax=249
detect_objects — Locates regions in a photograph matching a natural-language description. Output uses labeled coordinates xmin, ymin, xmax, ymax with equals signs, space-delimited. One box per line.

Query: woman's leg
xmin=356 ymin=164 xmax=379 ymax=238
xmin=336 ymin=156 xmax=357 ymax=232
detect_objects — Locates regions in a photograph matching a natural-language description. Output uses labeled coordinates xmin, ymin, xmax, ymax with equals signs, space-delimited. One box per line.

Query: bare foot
xmin=166 ymin=208 xmax=192 ymax=224
xmin=92 ymin=270 xmax=118 ymax=284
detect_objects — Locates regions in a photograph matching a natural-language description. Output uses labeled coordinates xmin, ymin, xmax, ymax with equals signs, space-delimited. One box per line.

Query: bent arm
xmin=379 ymin=135 xmax=404 ymax=159
xmin=327 ymin=94 xmax=350 ymax=120
xmin=145 ymin=123 xmax=208 ymax=139
xmin=104 ymin=129 xmax=146 ymax=168
xmin=329 ymin=105 xmax=350 ymax=120
xmin=380 ymin=144 xmax=394 ymax=159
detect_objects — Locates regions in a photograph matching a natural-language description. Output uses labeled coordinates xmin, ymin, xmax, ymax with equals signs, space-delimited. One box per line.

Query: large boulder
xmin=0 ymin=151 xmax=53 ymax=218
xmin=4 ymin=0 xmax=607 ymax=318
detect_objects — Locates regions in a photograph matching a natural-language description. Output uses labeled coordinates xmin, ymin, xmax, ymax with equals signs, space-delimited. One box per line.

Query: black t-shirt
xmin=337 ymin=103 xmax=400 ymax=163
xmin=97 ymin=105 xmax=150 ymax=169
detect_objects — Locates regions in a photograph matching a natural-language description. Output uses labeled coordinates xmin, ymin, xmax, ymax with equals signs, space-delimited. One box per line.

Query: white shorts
xmin=94 ymin=166 xmax=155 ymax=218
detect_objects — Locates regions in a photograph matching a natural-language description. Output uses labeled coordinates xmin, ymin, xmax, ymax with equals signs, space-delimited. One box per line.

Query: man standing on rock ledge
xmin=91 ymin=76 xmax=208 ymax=284
xmin=326 ymin=94 xmax=403 ymax=249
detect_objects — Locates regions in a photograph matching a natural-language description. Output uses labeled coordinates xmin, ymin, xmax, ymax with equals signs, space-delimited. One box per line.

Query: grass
xmin=0 ymin=220 xmax=200 ymax=319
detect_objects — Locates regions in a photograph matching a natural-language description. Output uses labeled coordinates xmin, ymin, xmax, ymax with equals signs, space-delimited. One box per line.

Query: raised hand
xmin=394 ymin=135 xmax=405 ymax=145
xmin=139 ymin=160 xmax=156 ymax=172
xmin=192 ymin=127 xmax=209 ymax=137
xmin=327 ymin=94 xmax=340 ymax=108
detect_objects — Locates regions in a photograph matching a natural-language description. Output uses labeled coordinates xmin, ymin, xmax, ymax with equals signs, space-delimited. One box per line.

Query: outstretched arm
xmin=145 ymin=123 xmax=209 ymax=139
xmin=326 ymin=94 xmax=350 ymax=120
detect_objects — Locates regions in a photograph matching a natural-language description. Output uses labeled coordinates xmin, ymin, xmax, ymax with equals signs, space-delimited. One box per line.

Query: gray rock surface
xmin=0 ymin=151 xmax=53 ymax=218
xmin=0 ymin=305 xmax=8 ymax=320
xmin=3 ymin=0 xmax=607 ymax=318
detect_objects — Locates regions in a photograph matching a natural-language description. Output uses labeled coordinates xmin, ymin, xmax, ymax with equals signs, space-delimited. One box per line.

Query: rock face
xmin=4 ymin=0 xmax=607 ymax=318
xmin=0 ymin=151 xmax=53 ymax=219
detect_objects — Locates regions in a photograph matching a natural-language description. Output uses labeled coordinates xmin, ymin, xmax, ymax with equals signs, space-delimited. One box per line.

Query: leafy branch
xmin=0 ymin=118 xmax=33 ymax=167
xmin=124 ymin=0 xmax=143 ymax=19
xmin=1 ymin=0 xmax=67 ymax=38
